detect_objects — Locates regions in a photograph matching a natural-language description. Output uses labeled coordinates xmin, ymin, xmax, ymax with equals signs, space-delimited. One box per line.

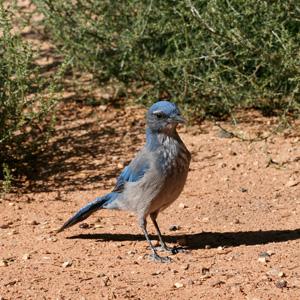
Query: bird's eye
xmin=154 ymin=112 xmax=165 ymax=119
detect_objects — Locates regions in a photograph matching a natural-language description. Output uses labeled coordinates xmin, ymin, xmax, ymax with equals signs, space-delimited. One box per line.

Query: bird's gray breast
xmin=149 ymin=134 xmax=191 ymax=213
xmin=159 ymin=135 xmax=190 ymax=175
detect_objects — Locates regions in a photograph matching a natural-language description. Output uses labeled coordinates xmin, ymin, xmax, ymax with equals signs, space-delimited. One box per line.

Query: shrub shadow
xmin=19 ymin=104 xmax=144 ymax=193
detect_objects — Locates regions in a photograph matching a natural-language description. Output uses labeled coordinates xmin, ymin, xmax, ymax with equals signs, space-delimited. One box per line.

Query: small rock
xmin=151 ymin=270 xmax=161 ymax=276
xmin=99 ymin=105 xmax=108 ymax=111
xmin=181 ymin=264 xmax=189 ymax=270
xmin=169 ymin=224 xmax=180 ymax=231
xmin=285 ymin=179 xmax=300 ymax=188
xmin=278 ymin=271 xmax=285 ymax=278
xmin=0 ymin=224 xmax=9 ymax=229
xmin=117 ymin=163 xmax=124 ymax=169
xmin=101 ymin=276 xmax=110 ymax=287
xmin=266 ymin=250 xmax=275 ymax=256
xmin=258 ymin=251 xmax=271 ymax=263
xmin=8 ymin=230 xmax=18 ymax=235
xmin=202 ymin=217 xmax=209 ymax=223
xmin=93 ymin=223 xmax=102 ymax=229
xmin=79 ymin=223 xmax=90 ymax=229
xmin=217 ymin=246 xmax=224 ymax=251
xmin=28 ymin=220 xmax=39 ymax=226
xmin=229 ymin=150 xmax=237 ymax=156
xmin=174 ymin=282 xmax=184 ymax=288
xmin=62 ymin=260 xmax=72 ymax=268
xmin=186 ymin=279 xmax=194 ymax=285
xmin=0 ymin=259 xmax=8 ymax=267
xmin=258 ymin=256 xmax=268 ymax=263
xmin=201 ymin=267 xmax=210 ymax=275
xmin=216 ymin=153 xmax=223 ymax=159
xmin=259 ymin=252 xmax=271 ymax=258
xmin=275 ymin=279 xmax=287 ymax=288
xmin=178 ymin=203 xmax=187 ymax=209
xmin=221 ymin=176 xmax=229 ymax=182
xmin=240 ymin=187 xmax=248 ymax=193
xmin=210 ymin=279 xmax=225 ymax=287
xmin=22 ymin=253 xmax=31 ymax=260
xmin=218 ymin=129 xmax=233 ymax=139
xmin=267 ymin=268 xmax=285 ymax=277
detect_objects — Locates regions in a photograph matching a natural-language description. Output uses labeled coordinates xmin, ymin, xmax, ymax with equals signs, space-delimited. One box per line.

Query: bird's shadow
xmin=68 ymin=228 xmax=300 ymax=249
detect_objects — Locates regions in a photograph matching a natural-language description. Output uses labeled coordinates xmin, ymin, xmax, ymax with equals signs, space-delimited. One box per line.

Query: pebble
xmin=93 ymin=223 xmax=102 ymax=229
xmin=181 ymin=264 xmax=190 ymax=270
xmin=229 ymin=150 xmax=237 ymax=156
xmin=285 ymin=179 xmax=299 ymax=187
xmin=202 ymin=217 xmax=209 ymax=223
xmin=258 ymin=256 xmax=268 ymax=263
xmin=259 ymin=252 xmax=271 ymax=258
xmin=79 ymin=223 xmax=90 ymax=229
xmin=62 ymin=260 xmax=72 ymax=268
xmin=169 ymin=225 xmax=180 ymax=231
xmin=174 ymin=282 xmax=184 ymax=288
xmin=201 ymin=267 xmax=210 ymax=275
xmin=178 ymin=203 xmax=187 ymax=209
xmin=27 ymin=220 xmax=39 ymax=226
xmin=0 ymin=224 xmax=10 ymax=229
xmin=7 ymin=230 xmax=18 ymax=235
xmin=22 ymin=253 xmax=31 ymax=260
xmin=151 ymin=270 xmax=161 ymax=275
xmin=117 ymin=163 xmax=124 ymax=169
xmin=267 ymin=268 xmax=285 ymax=278
xmin=275 ymin=279 xmax=287 ymax=288
xmin=266 ymin=250 xmax=275 ymax=256
xmin=0 ymin=259 xmax=8 ymax=267
xmin=210 ymin=279 xmax=225 ymax=287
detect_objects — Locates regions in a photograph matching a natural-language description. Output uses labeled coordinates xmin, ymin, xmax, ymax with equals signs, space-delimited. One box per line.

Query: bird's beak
xmin=172 ymin=114 xmax=186 ymax=124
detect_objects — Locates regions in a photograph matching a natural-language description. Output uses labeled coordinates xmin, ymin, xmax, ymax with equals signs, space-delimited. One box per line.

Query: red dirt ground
xmin=1 ymin=102 xmax=299 ymax=300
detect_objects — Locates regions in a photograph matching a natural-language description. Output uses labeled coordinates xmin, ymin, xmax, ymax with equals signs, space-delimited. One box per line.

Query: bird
xmin=57 ymin=100 xmax=191 ymax=262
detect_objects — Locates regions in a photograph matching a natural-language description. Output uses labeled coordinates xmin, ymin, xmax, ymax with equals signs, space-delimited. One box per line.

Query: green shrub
xmin=34 ymin=0 xmax=299 ymax=118
xmin=0 ymin=5 xmax=57 ymax=189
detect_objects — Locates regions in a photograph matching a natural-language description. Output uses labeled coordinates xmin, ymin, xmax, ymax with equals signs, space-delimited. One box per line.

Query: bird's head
xmin=147 ymin=101 xmax=186 ymax=134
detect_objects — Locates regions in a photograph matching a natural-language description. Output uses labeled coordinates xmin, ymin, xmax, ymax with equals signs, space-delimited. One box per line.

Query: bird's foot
xmin=149 ymin=252 xmax=172 ymax=263
xmin=153 ymin=245 xmax=186 ymax=255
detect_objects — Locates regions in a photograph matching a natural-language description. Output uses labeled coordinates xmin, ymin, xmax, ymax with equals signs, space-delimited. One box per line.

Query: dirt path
xmin=0 ymin=103 xmax=299 ymax=299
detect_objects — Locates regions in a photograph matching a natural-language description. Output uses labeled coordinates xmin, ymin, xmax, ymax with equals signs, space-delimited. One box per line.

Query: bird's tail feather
xmin=57 ymin=194 xmax=112 ymax=233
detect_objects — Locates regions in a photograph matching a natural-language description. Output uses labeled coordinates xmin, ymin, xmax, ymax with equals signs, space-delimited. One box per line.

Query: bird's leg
xmin=139 ymin=218 xmax=171 ymax=263
xmin=150 ymin=213 xmax=185 ymax=254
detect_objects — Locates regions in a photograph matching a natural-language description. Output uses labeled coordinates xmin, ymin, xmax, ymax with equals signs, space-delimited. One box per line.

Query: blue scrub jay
xmin=58 ymin=101 xmax=191 ymax=262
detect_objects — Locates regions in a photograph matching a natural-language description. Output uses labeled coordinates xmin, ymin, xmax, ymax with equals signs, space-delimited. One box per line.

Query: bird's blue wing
xmin=113 ymin=155 xmax=149 ymax=193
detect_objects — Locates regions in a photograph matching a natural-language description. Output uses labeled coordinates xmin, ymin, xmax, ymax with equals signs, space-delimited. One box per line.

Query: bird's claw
xmin=149 ymin=253 xmax=172 ymax=263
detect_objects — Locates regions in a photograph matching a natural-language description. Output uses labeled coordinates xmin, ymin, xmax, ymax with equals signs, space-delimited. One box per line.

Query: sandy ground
xmin=1 ymin=1 xmax=300 ymax=298
xmin=1 ymin=102 xmax=300 ymax=300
